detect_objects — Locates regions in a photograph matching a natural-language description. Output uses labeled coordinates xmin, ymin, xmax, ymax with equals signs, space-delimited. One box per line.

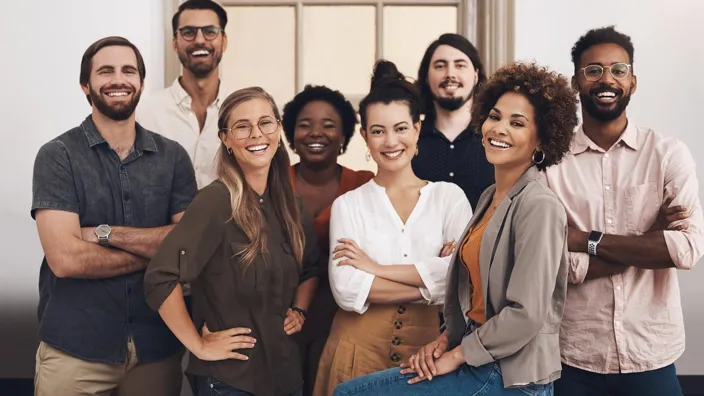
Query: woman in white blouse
xmin=312 ymin=60 xmax=472 ymax=396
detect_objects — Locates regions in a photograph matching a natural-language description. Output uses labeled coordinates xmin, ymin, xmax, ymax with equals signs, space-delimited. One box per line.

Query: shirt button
xmin=450 ymin=144 xmax=455 ymax=149
xmin=390 ymin=353 xmax=400 ymax=363
xmin=181 ymin=250 xmax=186 ymax=255
xmin=604 ymin=153 xmax=610 ymax=159
xmin=605 ymin=186 xmax=611 ymax=191
xmin=394 ymin=320 xmax=403 ymax=329
xmin=449 ymin=172 xmax=454 ymax=177
xmin=397 ymin=306 xmax=406 ymax=314
xmin=403 ymin=254 xmax=408 ymax=258
xmin=392 ymin=336 xmax=401 ymax=346
xmin=606 ymin=218 xmax=613 ymax=224
xmin=615 ymin=285 xmax=622 ymax=291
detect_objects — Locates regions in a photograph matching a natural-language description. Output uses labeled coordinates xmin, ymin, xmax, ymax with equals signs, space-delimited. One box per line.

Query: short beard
xmin=89 ymin=85 xmax=141 ymax=121
xmin=432 ymin=86 xmax=474 ymax=112
xmin=580 ymin=92 xmax=631 ymax=122
xmin=178 ymin=49 xmax=222 ymax=79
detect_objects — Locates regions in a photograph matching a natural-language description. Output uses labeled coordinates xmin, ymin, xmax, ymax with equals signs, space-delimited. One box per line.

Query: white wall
xmin=515 ymin=0 xmax=704 ymax=375
xmin=0 ymin=0 xmax=166 ymax=378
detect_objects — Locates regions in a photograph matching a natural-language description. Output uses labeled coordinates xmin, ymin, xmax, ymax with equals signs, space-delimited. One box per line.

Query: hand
xmin=284 ymin=308 xmax=305 ymax=335
xmin=439 ymin=241 xmax=457 ymax=257
xmin=80 ymin=227 xmax=98 ymax=243
xmin=399 ymin=332 xmax=449 ymax=381
xmin=195 ymin=323 xmax=256 ymax=362
xmin=333 ymin=238 xmax=379 ymax=275
xmin=401 ymin=347 xmax=463 ymax=384
xmin=567 ymin=227 xmax=588 ymax=253
xmin=648 ymin=195 xmax=690 ymax=232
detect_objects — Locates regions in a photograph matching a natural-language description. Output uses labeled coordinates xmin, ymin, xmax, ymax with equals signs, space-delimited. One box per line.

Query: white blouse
xmin=328 ymin=179 xmax=473 ymax=314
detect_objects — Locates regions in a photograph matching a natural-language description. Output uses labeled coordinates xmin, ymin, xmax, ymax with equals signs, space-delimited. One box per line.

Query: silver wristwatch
xmin=95 ymin=224 xmax=112 ymax=247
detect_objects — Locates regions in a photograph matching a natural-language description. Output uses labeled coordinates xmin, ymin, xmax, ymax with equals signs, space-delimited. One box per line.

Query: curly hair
xmin=470 ymin=62 xmax=579 ymax=171
xmin=281 ymin=85 xmax=358 ymax=153
xmin=571 ymin=26 xmax=634 ymax=72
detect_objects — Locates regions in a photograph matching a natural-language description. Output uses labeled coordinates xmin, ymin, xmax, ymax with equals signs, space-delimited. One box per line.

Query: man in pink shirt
xmin=545 ymin=26 xmax=704 ymax=396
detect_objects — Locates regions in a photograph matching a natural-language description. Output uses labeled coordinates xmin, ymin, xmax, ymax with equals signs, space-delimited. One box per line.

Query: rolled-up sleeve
xmin=568 ymin=252 xmax=590 ymax=284
xmin=416 ymin=185 xmax=473 ymax=304
xmin=144 ymin=183 xmax=229 ymax=311
xmin=328 ymin=197 xmax=375 ymax=314
xmin=662 ymin=140 xmax=704 ymax=270
xmin=461 ymin=193 xmax=567 ymax=367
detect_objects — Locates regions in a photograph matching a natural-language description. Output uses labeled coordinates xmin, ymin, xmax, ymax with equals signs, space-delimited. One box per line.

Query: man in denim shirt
xmin=31 ymin=36 xmax=197 ymax=395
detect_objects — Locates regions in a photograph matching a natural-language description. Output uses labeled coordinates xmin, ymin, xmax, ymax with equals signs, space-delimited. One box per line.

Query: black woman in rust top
xmin=144 ymin=86 xmax=320 ymax=396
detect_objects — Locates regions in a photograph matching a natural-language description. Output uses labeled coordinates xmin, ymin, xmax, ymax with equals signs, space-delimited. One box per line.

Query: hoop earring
xmin=532 ymin=149 xmax=545 ymax=165
xmin=226 ymin=147 xmax=232 ymax=155
xmin=365 ymin=150 xmax=371 ymax=162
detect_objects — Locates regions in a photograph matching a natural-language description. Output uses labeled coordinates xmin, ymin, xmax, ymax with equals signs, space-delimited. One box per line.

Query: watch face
xmin=95 ymin=225 xmax=111 ymax=238
xmin=588 ymin=231 xmax=602 ymax=241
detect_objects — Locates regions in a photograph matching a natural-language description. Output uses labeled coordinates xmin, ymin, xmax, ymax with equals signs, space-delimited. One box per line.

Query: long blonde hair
xmin=216 ymin=87 xmax=305 ymax=267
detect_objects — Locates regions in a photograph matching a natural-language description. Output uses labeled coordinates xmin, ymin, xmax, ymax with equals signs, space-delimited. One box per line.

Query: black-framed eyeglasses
xmin=580 ymin=63 xmax=632 ymax=82
xmin=222 ymin=117 xmax=281 ymax=140
xmin=177 ymin=25 xmax=222 ymax=41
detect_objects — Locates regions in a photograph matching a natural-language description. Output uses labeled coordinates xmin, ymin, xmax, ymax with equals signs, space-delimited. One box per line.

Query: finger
xmin=415 ymin=351 xmax=425 ymax=378
xmin=201 ymin=323 xmax=211 ymax=335
xmin=408 ymin=375 xmax=427 ymax=385
xmin=408 ymin=355 xmax=416 ymax=371
xmin=419 ymin=354 xmax=433 ymax=380
xmin=230 ymin=335 xmax=257 ymax=344
xmin=424 ymin=350 xmax=437 ymax=376
xmin=229 ymin=341 xmax=256 ymax=350
xmin=664 ymin=205 xmax=687 ymax=215
xmin=400 ymin=368 xmax=415 ymax=375
xmin=338 ymin=238 xmax=359 ymax=248
xmin=227 ymin=352 xmax=249 ymax=361
xmin=228 ymin=327 xmax=252 ymax=337
xmin=661 ymin=195 xmax=676 ymax=209
xmin=435 ymin=340 xmax=448 ymax=357
xmin=284 ymin=322 xmax=297 ymax=333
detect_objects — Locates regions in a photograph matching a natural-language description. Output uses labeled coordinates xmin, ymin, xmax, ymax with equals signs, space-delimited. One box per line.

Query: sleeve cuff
xmin=460 ymin=328 xmax=495 ymax=367
xmin=351 ymin=272 xmax=375 ymax=314
xmin=413 ymin=259 xmax=447 ymax=305
xmin=663 ymin=229 xmax=698 ymax=270
xmin=144 ymin=279 xmax=179 ymax=312
xmin=568 ymin=252 xmax=589 ymax=284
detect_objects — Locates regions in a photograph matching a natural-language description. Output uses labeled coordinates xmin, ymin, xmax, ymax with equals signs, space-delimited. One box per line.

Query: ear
xmin=630 ymin=74 xmax=638 ymax=95
xmin=413 ymin=120 xmax=422 ymax=134
xmin=570 ymin=75 xmax=579 ymax=91
xmin=80 ymin=82 xmax=90 ymax=97
xmin=222 ymin=32 xmax=229 ymax=52
xmin=172 ymin=37 xmax=178 ymax=53
xmin=360 ymin=129 xmax=368 ymax=143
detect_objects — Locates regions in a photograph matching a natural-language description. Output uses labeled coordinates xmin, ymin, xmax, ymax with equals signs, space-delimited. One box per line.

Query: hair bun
xmin=370 ymin=60 xmax=404 ymax=90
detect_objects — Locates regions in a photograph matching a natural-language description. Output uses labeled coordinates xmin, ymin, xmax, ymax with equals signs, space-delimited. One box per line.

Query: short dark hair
xmin=282 ymin=85 xmax=358 ymax=153
xmin=471 ymin=62 xmax=579 ymax=171
xmin=359 ymin=60 xmax=422 ymax=130
xmin=172 ymin=0 xmax=228 ymax=36
xmin=79 ymin=36 xmax=146 ymax=104
xmin=571 ymin=26 xmax=634 ymax=73
xmin=417 ymin=33 xmax=486 ymax=116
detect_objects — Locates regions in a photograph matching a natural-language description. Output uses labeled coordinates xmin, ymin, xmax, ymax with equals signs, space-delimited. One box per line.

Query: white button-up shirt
xmin=328 ymin=180 xmax=473 ymax=314
xmin=137 ymin=78 xmax=229 ymax=189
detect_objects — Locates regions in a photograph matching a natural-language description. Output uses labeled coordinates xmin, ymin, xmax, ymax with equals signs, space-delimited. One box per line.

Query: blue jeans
xmin=196 ymin=376 xmax=303 ymax=396
xmin=554 ymin=363 xmax=682 ymax=396
xmin=332 ymin=362 xmax=553 ymax=396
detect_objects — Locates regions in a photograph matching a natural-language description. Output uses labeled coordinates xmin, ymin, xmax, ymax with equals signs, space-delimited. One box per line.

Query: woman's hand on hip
xmin=195 ymin=323 xmax=256 ymax=361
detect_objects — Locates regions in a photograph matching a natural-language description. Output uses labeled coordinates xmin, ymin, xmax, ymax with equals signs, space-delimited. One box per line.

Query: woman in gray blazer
xmin=332 ymin=62 xmax=579 ymax=395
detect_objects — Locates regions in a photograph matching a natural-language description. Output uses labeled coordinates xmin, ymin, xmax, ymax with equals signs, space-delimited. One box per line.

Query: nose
xmin=597 ymin=67 xmax=616 ymax=85
xmin=445 ymin=64 xmax=457 ymax=79
xmin=310 ymin=125 xmax=323 ymax=137
xmin=249 ymin=123 xmax=264 ymax=139
xmin=194 ymin=28 xmax=207 ymax=44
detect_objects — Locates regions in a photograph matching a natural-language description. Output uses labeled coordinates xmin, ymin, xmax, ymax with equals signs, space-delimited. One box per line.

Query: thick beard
xmin=179 ymin=50 xmax=223 ymax=79
xmin=90 ymin=85 xmax=141 ymax=121
xmin=580 ymin=92 xmax=631 ymax=122
xmin=432 ymin=86 xmax=474 ymax=112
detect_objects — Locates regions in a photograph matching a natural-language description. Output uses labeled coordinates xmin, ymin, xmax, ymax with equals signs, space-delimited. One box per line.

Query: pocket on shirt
xmin=143 ymin=186 xmax=172 ymax=225
xmin=625 ymin=181 xmax=661 ymax=233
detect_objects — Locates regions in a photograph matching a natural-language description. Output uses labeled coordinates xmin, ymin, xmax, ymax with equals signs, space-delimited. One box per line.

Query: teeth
xmin=307 ymin=143 xmax=325 ymax=149
xmin=192 ymin=50 xmax=209 ymax=56
xmin=246 ymin=144 xmax=268 ymax=152
xmin=489 ymin=139 xmax=511 ymax=148
xmin=596 ymin=92 xmax=616 ymax=98
xmin=107 ymin=92 xmax=129 ymax=97
xmin=383 ymin=150 xmax=403 ymax=158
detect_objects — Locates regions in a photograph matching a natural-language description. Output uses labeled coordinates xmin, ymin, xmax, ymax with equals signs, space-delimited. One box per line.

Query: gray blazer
xmin=443 ymin=166 xmax=569 ymax=388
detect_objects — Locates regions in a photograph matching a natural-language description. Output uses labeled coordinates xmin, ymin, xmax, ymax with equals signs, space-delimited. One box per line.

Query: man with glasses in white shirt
xmin=138 ymin=0 xmax=230 ymax=189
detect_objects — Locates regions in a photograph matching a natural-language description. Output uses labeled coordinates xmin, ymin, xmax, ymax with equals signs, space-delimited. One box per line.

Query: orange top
xmin=459 ymin=206 xmax=495 ymax=325
xmin=290 ymin=165 xmax=374 ymax=258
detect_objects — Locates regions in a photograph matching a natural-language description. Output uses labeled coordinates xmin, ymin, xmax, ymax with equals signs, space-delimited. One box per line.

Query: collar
xmin=169 ymin=77 xmax=227 ymax=108
xmin=420 ymin=114 xmax=475 ymax=141
xmin=572 ymin=120 xmax=638 ymax=154
xmin=81 ymin=115 xmax=158 ymax=152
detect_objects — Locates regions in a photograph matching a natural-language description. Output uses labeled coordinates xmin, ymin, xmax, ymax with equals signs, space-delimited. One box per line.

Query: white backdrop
xmin=1 ymin=0 xmax=702 ymax=378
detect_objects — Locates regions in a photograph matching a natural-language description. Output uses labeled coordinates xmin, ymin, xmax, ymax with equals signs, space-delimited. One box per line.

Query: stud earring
xmin=339 ymin=146 xmax=344 ymax=155
xmin=365 ymin=150 xmax=371 ymax=162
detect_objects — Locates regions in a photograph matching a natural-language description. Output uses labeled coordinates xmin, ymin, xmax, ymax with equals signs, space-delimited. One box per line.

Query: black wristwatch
xmin=587 ymin=230 xmax=603 ymax=256
xmin=291 ymin=306 xmax=307 ymax=319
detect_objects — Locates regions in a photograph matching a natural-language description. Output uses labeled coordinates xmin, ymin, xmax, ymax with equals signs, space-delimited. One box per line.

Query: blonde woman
xmin=144 ymin=87 xmax=319 ymax=396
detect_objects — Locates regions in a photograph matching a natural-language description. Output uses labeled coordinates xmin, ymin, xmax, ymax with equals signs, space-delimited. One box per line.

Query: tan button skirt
xmin=312 ymin=303 xmax=439 ymax=396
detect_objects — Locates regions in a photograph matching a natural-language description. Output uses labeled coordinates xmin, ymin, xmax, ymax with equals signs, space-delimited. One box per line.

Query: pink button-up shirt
xmin=544 ymin=121 xmax=703 ymax=374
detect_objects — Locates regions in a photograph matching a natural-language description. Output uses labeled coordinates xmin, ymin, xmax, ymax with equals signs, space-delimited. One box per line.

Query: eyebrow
xmin=298 ymin=117 xmax=337 ymax=123
xmin=433 ymin=58 xmax=469 ymax=65
xmin=491 ymin=108 xmax=529 ymax=121
xmin=233 ymin=116 xmax=275 ymax=124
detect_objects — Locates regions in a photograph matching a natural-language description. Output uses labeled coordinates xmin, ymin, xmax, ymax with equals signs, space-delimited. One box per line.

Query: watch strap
xmin=291 ymin=306 xmax=307 ymax=319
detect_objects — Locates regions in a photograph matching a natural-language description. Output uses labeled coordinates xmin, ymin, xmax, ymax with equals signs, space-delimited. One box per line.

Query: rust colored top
xmin=459 ymin=206 xmax=495 ymax=325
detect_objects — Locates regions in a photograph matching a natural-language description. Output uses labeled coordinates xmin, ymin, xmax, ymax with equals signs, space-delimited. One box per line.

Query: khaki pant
xmin=34 ymin=339 xmax=183 ymax=396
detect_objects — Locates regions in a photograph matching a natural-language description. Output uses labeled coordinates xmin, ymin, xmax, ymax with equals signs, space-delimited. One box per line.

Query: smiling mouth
xmin=190 ymin=49 xmax=211 ymax=57
xmin=246 ymin=144 xmax=269 ymax=155
xmin=381 ymin=149 xmax=404 ymax=159
xmin=105 ymin=91 xmax=130 ymax=98
xmin=591 ymin=89 xmax=620 ymax=104
xmin=306 ymin=142 xmax=328 ymax=153
xmin=488 ymin=138 xmax=512 ymax=149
